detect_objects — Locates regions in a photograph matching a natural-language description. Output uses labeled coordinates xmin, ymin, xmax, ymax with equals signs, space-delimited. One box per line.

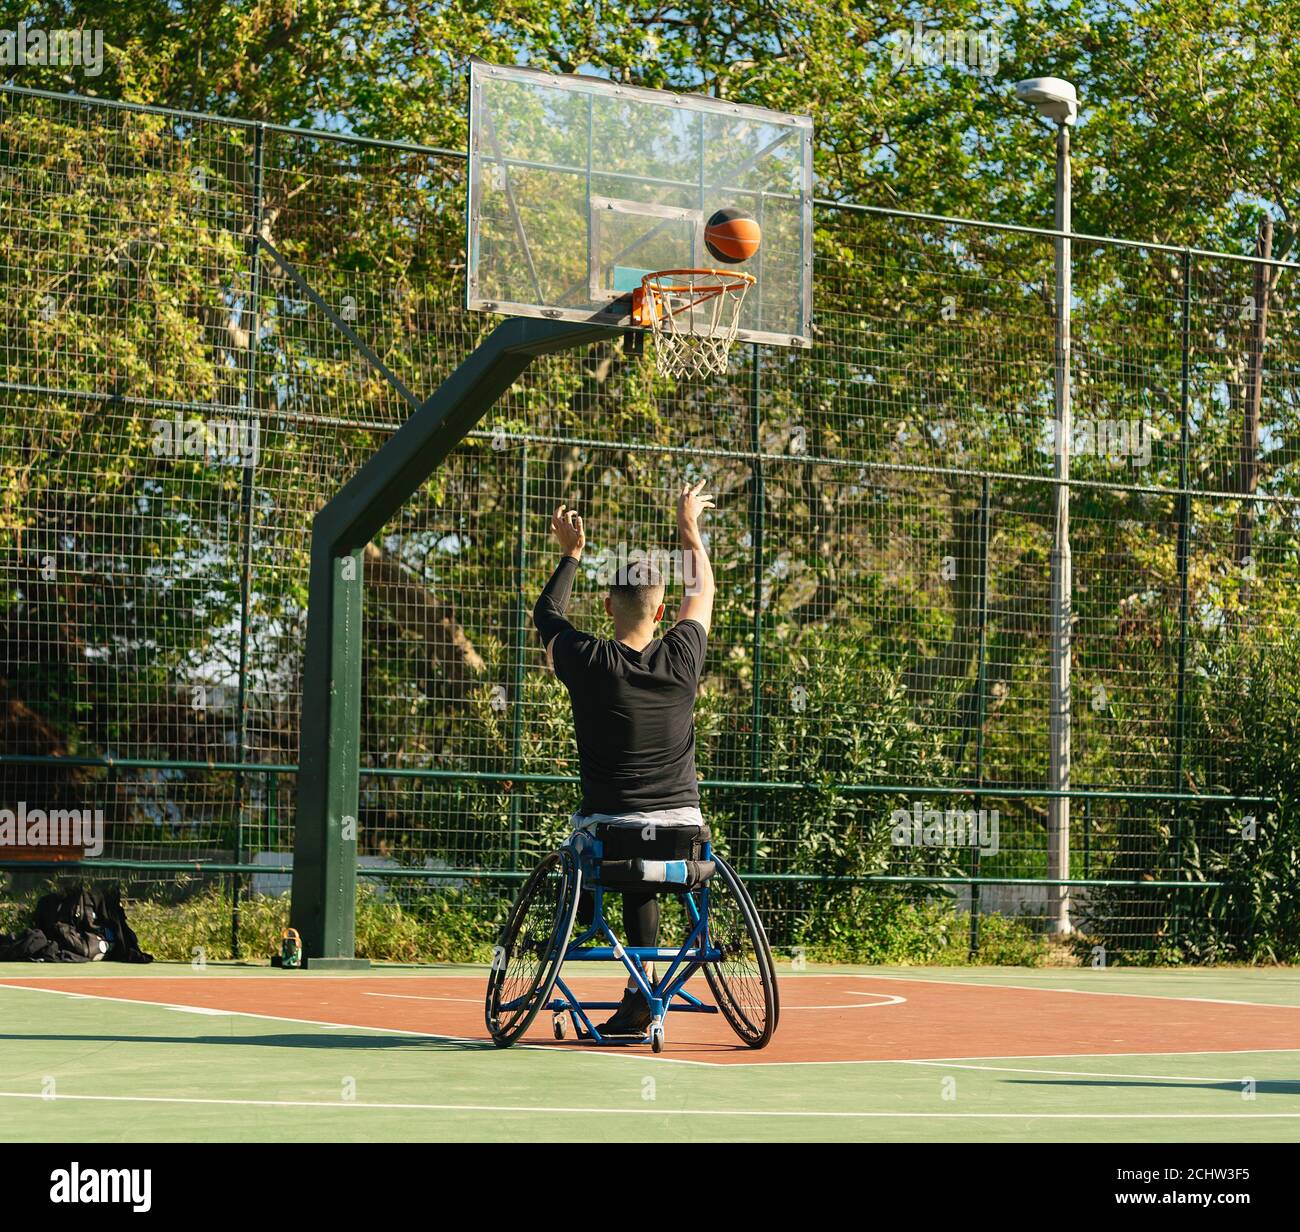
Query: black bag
xmin=91 ymin=883 xmax=153 ymax=963
xmin=0 ymin=883 xmax=153 ymax=964
xmin=0 ymin=929 xmax=69 ymax=962
xmin=34 ymin=886 xmax=103 ymax=953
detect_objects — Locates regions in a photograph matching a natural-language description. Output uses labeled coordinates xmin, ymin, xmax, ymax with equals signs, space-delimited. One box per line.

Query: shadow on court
xmin=1006 ymin=1078 xmax=1300 ymax=1097
xmin=0 ymin=1032 xmax=494 ymax=1052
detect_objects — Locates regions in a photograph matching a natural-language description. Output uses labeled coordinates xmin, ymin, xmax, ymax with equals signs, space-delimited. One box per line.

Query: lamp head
xmin=1014 ymin=77 xmax=1078 ymax=126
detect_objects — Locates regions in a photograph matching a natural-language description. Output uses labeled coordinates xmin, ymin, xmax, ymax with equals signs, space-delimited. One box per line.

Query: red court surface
xmin=3 ymin=972 xmax=1298 ymax=1065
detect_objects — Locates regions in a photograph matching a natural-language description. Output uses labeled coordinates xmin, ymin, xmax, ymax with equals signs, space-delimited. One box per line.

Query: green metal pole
xmin=268 ymin=769 xmax=278 ymax=850
xmin=2 ymin=753 xmax=1270 ymax=805
xmin=969 ymin=475 xmax=991 ymax=956
xmin=0 ymin=858 xmax=1225 ymax=892
xmin=508 ymin=446 xmax=530 ymax=870
xmin=1083 ymin=795 xmax=1091 ymax=879
xmin=291 ymin=317 xmax=613 ymax=963
xmin=747 ymin=343 xmax=765 ymax=875
xmin=1172 ymin=249 xmax=1193 ymax=949
xmin=231 ymin=121 xmax=266 ymax=959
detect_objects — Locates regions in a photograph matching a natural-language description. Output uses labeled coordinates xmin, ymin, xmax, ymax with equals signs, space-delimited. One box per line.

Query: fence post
xmin=1083 ymin=795 xmax=1091 ymax=879
xmin=969 ymin=475 xmax=991 ymax=955
xmin=1046 ymin=133 xmax=1074 ymax=934
xmin=747 ymin=343 xmax=765 ymax=875
xmin=509 ymin=444 xmax=530 ymax=871
xmin=231 ymin=121 xmax=266 ymax=958
xmin=1172 ymin=249 xmax=1193 ymax=948
xmin=267 ymin=769 xmax=279 ymax=850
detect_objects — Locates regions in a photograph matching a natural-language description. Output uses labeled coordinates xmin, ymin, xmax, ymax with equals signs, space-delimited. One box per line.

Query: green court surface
xmin=1 ymin=964 xmax=1298 ymax=1143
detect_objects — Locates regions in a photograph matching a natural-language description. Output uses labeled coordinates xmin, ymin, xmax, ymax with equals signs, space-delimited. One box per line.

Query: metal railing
xmin=2 ymin=83 xmax=1294 ymax=957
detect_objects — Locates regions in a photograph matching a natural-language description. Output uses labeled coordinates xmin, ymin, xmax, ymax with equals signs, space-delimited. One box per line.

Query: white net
xmin=638 ymin=270 xmax=755 ymax=378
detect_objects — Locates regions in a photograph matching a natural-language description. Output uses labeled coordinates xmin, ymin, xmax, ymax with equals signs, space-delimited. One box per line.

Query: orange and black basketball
xmin=704 ymin=208 xmax=762 ymax=264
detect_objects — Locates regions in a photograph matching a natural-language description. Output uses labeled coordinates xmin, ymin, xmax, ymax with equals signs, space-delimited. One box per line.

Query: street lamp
xmin=1015 ymin=76 xmax=1077 ymax=935
xmin=1014 ymin=77 xmax=1078 ymax=125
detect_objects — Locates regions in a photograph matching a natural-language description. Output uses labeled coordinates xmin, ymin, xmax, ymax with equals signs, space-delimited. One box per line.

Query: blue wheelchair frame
xmin=545 ymin=832 xmax=721 ymax=1047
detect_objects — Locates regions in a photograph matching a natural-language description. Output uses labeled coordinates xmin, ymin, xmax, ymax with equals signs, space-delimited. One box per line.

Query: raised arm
xmin=533 ymin=504 xmax=586 ymax=661
xmin=675 ymin=479 xmax=716 ymax=634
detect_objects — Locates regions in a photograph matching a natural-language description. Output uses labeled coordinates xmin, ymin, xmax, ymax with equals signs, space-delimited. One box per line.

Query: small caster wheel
xmin=552 ymin=1015 xmax=567 ymax=1040
xmin=649 ymin=1023 xmax=664 ymax=1054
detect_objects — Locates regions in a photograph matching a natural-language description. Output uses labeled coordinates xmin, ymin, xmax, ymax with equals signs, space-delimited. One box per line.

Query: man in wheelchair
xmin=533 ymin=480 xmax=716 ymax=1036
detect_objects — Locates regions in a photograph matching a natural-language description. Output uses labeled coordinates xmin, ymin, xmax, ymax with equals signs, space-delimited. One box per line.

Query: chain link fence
xmin=2 ymin=85 xmax=1296 ymax=960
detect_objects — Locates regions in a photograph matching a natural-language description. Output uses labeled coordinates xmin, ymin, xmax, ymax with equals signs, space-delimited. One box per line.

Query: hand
xmin=676 ymin=479 xmax=715 ymax=539
xmin=550 ymin=503 xmax=585 ymax=558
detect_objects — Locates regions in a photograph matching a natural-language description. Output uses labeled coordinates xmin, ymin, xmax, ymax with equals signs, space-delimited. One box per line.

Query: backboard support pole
xmin=291 ymin=317 xmax=615 ymax=964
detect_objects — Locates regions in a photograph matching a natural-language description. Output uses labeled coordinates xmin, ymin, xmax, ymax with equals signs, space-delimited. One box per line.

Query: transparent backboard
xmin=467 ymin=60 xmax=813 ymax=349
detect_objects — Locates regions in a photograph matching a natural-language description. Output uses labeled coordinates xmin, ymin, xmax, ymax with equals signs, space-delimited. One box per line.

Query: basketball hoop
xmin=633 ymin=269 xmax=756 ymax=379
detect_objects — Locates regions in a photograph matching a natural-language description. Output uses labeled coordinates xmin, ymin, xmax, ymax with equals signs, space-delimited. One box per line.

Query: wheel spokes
xmin=710 ymin=896 xmax=766 ymax=1030
xmin=486 ymin=850 xmax=580 ymax=1046
xmin=697 ymin=859 xmax=776 ymax=1046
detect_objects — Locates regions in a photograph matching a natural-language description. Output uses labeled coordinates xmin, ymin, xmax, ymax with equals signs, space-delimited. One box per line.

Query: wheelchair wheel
xmin=699 ymin=855 xmax=779 ymax=1048
xmin=485 ymin=848 xmax=580 ymax=1047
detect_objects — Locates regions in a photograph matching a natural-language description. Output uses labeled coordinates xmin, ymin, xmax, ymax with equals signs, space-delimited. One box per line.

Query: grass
xmin=2 ymin=878 xmax=1049 ymax=966
xmin=788 ymin=887 xmax=1050 ymax=966
xmin=0 ymin=881 xmax=500 ymax=964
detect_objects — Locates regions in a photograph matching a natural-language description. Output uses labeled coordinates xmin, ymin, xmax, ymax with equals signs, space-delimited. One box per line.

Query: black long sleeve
xmin=534 ymin=554 xmax=579 ymax=647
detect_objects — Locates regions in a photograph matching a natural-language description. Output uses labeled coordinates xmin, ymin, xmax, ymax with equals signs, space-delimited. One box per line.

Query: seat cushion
xmin=592 ymin=821 xmax=710 ymax=862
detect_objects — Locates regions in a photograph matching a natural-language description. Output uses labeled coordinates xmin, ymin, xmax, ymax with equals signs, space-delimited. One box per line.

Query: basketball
xmin=705 ymin=208 xmax=762 ymax=264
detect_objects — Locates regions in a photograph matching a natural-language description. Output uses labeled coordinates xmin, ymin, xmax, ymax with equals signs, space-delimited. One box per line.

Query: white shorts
xmin=569 ymin=806 xmax=704 ymax=833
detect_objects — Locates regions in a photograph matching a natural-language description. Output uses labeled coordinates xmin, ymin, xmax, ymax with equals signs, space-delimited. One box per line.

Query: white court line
xmin=0 ymin=981 xmax=714 ymax=1068
xmin=842 ymin=972 xmax=1300 ymax=1010
xmin=782 ymin=991 xmax=906 ymax=1010
xmin=3 ymin=982 xmax=1299 ymax=1071
xmin=12 ymin=968 xmax=1296 ymax=1009
xmin=3 ymin=1090 xmax=1300 ymax=1119
xmin=828 ymin=969 xmax=1300 ymax=987
xmin=714 ymin=1047 xmax=1300 ymax=1070
xmin=901 ymin=1059 xmax=1300 ymax=1085
xmin=364 ymin=992 xmax=481 ymax=1004
xmin=0 ymin=982 xmax=476 ymax=1044
xmin=361 ymin=989 xmax=907 ymax=1011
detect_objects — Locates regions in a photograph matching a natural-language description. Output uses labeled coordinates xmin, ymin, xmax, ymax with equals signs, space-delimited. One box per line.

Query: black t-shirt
xmin=534 ymin=557 xmax=707 ymax=814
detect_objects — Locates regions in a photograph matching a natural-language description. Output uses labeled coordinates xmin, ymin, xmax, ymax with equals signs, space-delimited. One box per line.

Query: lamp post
xmin=1015 ymin=77 xmax=1077 ymax=934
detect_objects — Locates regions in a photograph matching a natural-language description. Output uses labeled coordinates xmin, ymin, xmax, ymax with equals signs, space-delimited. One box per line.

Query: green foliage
xmin=748 ymin=624 xmax=960 ymax=884
xmin=1076 ymin=629 xmax=1300 ymax=965
xmin=351 ymin=883 xmax=501 ymax=963
xmin=0 ymin=876 xmax=1047 ymax=966
xmin=965 ymin=909 xmax=1051 ymax=967
xmin=128 ymin=884 xmax=290 ymax=962
xmin=789 ymin=885 xmax=1047 ymax=966
xmin=4 ymin=2 xmax=1300 ymax=967
xmin=0 ymin=880 xmax=499 ymax=963
xmin=0 ymin=884 xmax=40 ymax=938
xmin=11 ymin=1 xmax=1295 ymax=256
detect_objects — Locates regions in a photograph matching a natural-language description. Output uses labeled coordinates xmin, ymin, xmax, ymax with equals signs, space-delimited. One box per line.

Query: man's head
xmin=604 ymin=559 xmax=666 ymax=635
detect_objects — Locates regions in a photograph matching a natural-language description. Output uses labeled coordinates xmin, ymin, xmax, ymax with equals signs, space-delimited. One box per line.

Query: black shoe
xmin=597 ymin=988 xmax=653 ymax=1036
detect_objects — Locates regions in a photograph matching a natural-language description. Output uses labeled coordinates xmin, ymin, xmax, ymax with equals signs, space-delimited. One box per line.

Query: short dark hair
xmin=608 ymin=559 xmax=665 ymax=623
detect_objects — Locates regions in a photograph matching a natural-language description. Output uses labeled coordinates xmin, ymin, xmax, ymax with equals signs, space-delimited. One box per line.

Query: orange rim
xmin=638 ymin=269 xmax=755 ymax=324
xmin=643 ymin=268 xmax=755 ymax=294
